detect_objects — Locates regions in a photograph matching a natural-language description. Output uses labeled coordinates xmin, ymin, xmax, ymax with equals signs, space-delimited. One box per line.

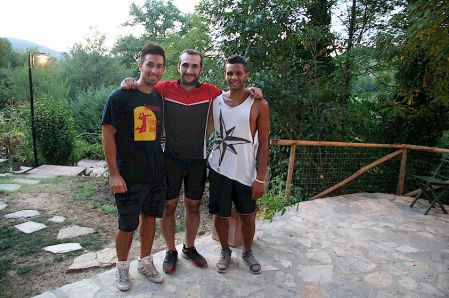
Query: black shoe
xmin=163 ymin=250 xmax=178 ymax=274
xmin=182 ymin=244 xmax=207 ymax=268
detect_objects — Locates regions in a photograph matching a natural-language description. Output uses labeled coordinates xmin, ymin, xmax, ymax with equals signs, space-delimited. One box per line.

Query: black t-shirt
xmin=102 ymin=88 xmax=164 ymax=186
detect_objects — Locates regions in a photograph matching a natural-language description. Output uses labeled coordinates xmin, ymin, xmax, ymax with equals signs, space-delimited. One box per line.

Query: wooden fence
xmin=270 ymin=140 xmax=449 ymax=199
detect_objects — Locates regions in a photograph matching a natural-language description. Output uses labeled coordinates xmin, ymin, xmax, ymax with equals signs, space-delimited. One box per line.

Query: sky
xmin=0 ymin=0 xmax=201 ymax=52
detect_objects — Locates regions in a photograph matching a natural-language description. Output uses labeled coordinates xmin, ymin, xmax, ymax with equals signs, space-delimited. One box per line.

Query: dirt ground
xmin=0 ymin=175 xmax=213 ymax=298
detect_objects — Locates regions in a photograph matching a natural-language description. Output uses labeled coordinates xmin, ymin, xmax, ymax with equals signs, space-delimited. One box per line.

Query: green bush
xmin=0 ymin=102 xmax=33 ymax=164
xmin=69 ymin=85 xmax=113 ymax=137
xmin=35 ymin=97 xmax=76 ymax=165
xmin=258 ymin=176 xmax=304 ymax=221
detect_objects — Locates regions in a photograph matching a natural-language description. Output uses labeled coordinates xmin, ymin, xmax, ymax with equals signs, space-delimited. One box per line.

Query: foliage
xmin=0 ymin=38 xmax=13 ymax=69
xmin=61 ymin=39 xmax=130 ymax=99
xmin=0 ymin=61 xmax=69 ymax=109
xmin=125 ymin=0 xmax=186 ymax=40
xmin=258 ymin=176 xmax=304 ymax=221
xmin=378 ymin=0 xmax=449 ymax=146
xmin=70 ymin=85 xmax=113 ymax=137
xmin=0 ymin=102 xmax=32 ymax=164
xmin=35 ymin=97 xmax=76 ymax=165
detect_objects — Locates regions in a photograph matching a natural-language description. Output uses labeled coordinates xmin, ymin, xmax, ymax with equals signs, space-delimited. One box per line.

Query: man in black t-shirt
xmin=102 ymin=42 xmax=166 ymax=291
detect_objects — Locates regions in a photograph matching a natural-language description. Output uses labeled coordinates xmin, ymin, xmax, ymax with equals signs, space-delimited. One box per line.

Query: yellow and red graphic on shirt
xmin=134 ymin=106 xmax=157 ymax=141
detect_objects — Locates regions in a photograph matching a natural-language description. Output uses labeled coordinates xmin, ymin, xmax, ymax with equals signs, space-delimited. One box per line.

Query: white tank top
xmin=208 ymin=94 xmax=258 ymax=186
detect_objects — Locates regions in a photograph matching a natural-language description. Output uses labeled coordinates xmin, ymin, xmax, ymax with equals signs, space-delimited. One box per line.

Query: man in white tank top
xmin=208 ymin=55 xmax=270 ymax=274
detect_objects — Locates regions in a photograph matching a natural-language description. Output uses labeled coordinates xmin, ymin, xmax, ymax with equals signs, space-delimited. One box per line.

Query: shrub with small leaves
xmin=35 ymin=97 xmax=75 ymax=165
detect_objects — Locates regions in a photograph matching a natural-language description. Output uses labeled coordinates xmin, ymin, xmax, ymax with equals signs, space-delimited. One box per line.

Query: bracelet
xmin=254 ymin=178 xmax=265 ymax=184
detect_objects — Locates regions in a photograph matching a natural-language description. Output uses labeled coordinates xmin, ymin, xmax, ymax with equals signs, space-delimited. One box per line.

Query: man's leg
xmin=214 ymin=215 xmax=229 ymax=249
xmin=116 ymin=231 xmax=133 ymax=261
xmin=239 ymin=213 xmax=256 ymax=252
xmin=240 ymin=212 xmax=261 ymax=274
xmin=138 ymin=213 xmax=164 ymax=283
xmin=184 ymin=197 xmax=201 ymax=248
xmin=139 ymin=214 xmax=156 ymax=257
xmin=161 ymin=198 xmax=179 ymax=251
xmin=214 ymin=215 xmax=232 ymax=273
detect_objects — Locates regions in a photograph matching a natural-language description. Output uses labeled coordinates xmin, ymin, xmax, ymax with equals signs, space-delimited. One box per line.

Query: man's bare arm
xmin=102 ymin=125 xmax=127 ymax=193
xmin=251 ymin=100 xmax=270 ymax=200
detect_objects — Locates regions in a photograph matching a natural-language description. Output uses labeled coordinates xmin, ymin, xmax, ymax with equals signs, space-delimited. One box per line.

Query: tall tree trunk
xmin=342 ymin=0 xmax=357 ymax=104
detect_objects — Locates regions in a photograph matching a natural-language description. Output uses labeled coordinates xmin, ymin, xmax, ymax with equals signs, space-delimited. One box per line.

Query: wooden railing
xmin=270 ymin=139 xmax=449 ymax=199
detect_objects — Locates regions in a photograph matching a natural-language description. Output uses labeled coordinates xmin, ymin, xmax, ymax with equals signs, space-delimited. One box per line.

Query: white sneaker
xmin=138 ymin=255 xmax=164 ymax=283
xmin=115 ymin=260 xmax=130 ymax=291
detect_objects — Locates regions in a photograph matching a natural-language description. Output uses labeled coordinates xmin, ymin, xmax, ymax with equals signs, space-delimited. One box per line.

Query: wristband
xmin=254 ymin=178 xmax=265 ymax=184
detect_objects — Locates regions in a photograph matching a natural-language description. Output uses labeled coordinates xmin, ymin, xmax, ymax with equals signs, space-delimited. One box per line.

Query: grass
xmin=76 ymin=184 xmax=97 ymax=200
xmin=16 ymin=264 xmax=39 ymax=276
xmin=0 ymin=175 xmax=117 ymax=298
xmin=175 ymin=219 xmax=185 ymax=233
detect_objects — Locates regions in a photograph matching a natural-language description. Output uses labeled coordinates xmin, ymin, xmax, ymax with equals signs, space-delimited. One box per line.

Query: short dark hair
xmin=179 ymin=49 xmax=203 ymax=66
xmin=226 ymin=54 xmax=247 ymax=70
xmin=140 ymin=42 xmax=165 ymax=64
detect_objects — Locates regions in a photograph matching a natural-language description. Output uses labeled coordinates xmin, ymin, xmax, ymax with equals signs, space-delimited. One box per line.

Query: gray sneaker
xmin=242 ymin=250 xmax=261 ymax=274
xmin=115 ymin=261 xmax=130 ymax=291
xmin=138 ymin=255 xmax=164 ymax=283
xmin=216 ymin=248 xmax=232 ymax=273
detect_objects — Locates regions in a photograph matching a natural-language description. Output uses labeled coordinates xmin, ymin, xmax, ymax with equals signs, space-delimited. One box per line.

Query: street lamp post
xmin=27 ymin=52 xmax=49 ymax=168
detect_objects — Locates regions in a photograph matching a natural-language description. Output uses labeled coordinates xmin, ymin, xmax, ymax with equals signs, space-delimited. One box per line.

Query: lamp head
xmin=36 ymin=53 xmax=49 ymax=65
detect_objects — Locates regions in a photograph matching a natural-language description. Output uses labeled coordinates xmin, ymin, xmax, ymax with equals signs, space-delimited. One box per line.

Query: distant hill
xmin=4 ymin=37 xmax=64 ymax=58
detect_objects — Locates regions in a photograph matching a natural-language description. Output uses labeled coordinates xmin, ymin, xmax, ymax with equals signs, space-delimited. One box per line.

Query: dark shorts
xmin=115 ymin=184 xmax=165 ymax=232
xmin=165 ymin=157 xmax=206 ymax=200
xmin=208 ymin=168 xmax=256 ymax=217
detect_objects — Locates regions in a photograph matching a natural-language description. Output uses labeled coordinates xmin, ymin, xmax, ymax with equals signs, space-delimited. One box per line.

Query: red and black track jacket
xmin=155 ymin=80 xmax=221 ymax=160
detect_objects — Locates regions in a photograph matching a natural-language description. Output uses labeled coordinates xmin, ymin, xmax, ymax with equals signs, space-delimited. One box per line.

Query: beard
xmin=181 ymin=73 xmax=199 ymax=86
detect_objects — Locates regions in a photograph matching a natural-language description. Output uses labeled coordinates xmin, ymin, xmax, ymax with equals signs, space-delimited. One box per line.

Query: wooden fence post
xmin=285 ymin=144 xmax=297 ymax=197
xmin=397 ymin=148 xmax=408 ymax=195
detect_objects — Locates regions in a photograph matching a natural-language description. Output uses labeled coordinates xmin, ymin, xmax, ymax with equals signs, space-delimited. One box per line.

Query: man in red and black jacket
xmin=122 ymin=49 xmax=262 ymax=274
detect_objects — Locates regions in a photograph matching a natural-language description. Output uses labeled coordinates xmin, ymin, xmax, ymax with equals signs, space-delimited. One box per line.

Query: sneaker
xmin=182 ymin=244 xmax=207 ymax=268
xmin=163 ymin=250 xmax=178 ymax=274
xmin=138 ymin=255 xmax=164 ymax=283
xmin=242 ymin=250 xmax=261 ymax=274
xmin=216 ymin=248 xmax=232 ymax=273
xmin=115 ymin=260 xmax=130 ymax=291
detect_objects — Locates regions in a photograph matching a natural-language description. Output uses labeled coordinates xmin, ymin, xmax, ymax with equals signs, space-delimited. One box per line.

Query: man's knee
xmin=239 ymin=213 xmax=255 ymax=226
xmin=184 ymin=198 xmax=201 ymax=214
xmin=163 ymin=199 xmax=178 ymax=216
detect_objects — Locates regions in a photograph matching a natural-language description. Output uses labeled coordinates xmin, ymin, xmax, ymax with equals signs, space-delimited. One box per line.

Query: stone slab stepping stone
xmin=0 ymin=184 xmax=21 ymax=191
xmin=48 ymin=216 xmax=66 ymax=223
xmin=44 ymin=243 xmax=82 ymax=254
xmin=12 ymin=178 xmax=40 ymax=185
xmin=0 ymin=201 xmax=7 ymax=211
xmin=77 ymin=159 xmax=106 ymax=168
xmin=57 ymin=225 xmax=95 ymax=239
xmin=14 ymin=221 xmax=47 ymax=233
xmin=27 ymin=165 xmax=86 ymax=178
xmin=12 ymin=166 xmax=32 ymax=174
xmin=68 ymin=248 xmax=116 ymax=272
xmin=4 ymin=209 xmax=40 ymax=219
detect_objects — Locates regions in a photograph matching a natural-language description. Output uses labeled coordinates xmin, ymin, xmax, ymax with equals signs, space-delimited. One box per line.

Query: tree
xmin=0 ymin=38 xmax=13 ymax=69
xmin=379 ymin=0 xmax=449 ymax=146
xmin=61 ymin=33 xmax=131 ymax=99
xmin=125 ymin=0 xmax=186 ymax=40
xmin=333 ymin=0 xmax=406 ymax=103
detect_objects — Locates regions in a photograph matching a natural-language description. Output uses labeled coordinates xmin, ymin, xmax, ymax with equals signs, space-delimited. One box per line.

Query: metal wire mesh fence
xmin=270 ymin=140 xmax=449 ymax=200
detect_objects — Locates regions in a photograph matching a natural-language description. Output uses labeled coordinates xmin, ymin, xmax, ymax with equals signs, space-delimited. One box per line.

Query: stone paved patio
xmin=34 ymin=193 xmax=449 ymax=298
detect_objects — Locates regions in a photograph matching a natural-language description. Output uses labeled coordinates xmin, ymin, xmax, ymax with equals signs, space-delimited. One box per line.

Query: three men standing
xmin=104 ymin=44 xmax=269 ymax=291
